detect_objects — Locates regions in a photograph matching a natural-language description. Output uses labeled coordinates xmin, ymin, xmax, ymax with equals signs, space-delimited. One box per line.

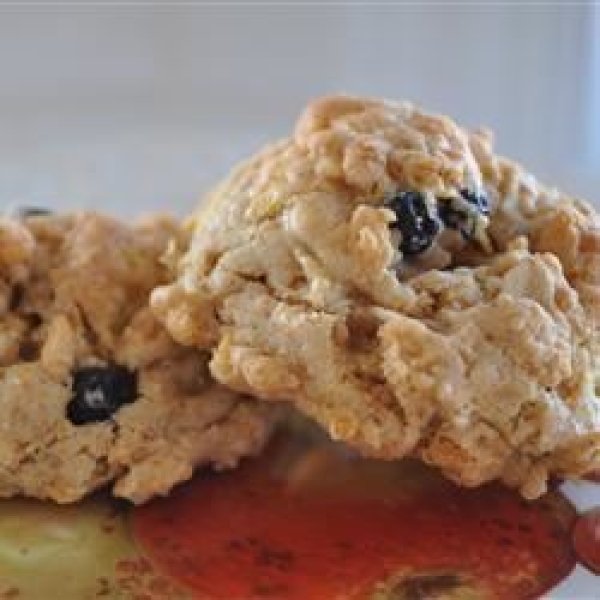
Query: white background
xmin=0 ymin=3 xmax=597 ymax=217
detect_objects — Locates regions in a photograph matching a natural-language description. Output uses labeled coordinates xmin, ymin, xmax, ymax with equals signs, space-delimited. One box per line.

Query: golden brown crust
xmin=152 ymin=95 xmax=600 ymax=498
xmin=0 ymin=212 xmax=275 ymax=503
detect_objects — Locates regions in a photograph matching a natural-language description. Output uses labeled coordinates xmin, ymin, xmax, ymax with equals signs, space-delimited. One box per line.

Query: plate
xmin=0 ymin=433 xmax=596 ymax=599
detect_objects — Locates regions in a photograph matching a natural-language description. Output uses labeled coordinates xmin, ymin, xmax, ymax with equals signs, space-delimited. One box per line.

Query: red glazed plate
xmin=0 ymin=431 xmax=596 ymax=599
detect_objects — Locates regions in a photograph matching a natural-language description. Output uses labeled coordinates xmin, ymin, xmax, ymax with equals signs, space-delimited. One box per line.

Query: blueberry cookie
xmin=0 ymin=211 xmax=275 ymax=503
xmin=152 ymin=96 xmax=600 ymax=498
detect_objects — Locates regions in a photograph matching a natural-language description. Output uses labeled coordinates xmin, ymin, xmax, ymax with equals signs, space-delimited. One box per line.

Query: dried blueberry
xmin=12 ymin=206 xmax=53 ymax=219
xmin=387 ymin=191 xmax=439 ymax=255
xmin=438 ymin=188 xmax=489 ymax=240
xmin=460 ymin=188 xmax=489 ymax=215
xmin=437 ymin=203 xmax=464 ymax=231
xmin=66 ymin=365 xmax=138 ymax=425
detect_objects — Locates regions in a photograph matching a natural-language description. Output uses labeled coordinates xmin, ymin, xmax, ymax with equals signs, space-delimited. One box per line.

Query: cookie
xmin=152 ymin=96 xmax=600 ymax=499
xmin=0 ymin=211 xmax=275 ymax=503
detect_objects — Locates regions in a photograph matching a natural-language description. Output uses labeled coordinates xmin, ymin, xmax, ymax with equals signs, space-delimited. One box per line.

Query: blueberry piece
xmin=66 ymin=365 xmax=138 ymax=425
xmin=437 ymin=203 xmax=464 ymax=231
xmin=12 ymin=207 xmax=54 ymax=219
xmin=387 ymin=191 xmax=439 ymax=255
xmin=460 ymin=188 xmax=489 ymax=215
xmin=438 ymin=188 xmax=489 ymax=240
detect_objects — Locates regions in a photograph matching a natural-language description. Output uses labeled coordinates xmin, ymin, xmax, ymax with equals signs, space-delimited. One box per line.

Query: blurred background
xmin=0 ymin=3 xmax=598 ymax=217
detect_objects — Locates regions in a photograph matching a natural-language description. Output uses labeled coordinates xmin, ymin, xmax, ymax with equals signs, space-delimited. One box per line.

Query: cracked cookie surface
xmin=152 ymin=95 xmax=600 ymax=498
xmin=0 ymin=211 xmax=274 ymax=503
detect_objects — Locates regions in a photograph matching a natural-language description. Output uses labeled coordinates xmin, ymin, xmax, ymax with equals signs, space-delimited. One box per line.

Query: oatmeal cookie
xmin=152 ymin=96 xmax=600 ymax=498
xmin=0 ymin=211 xmax=274 ymax=503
